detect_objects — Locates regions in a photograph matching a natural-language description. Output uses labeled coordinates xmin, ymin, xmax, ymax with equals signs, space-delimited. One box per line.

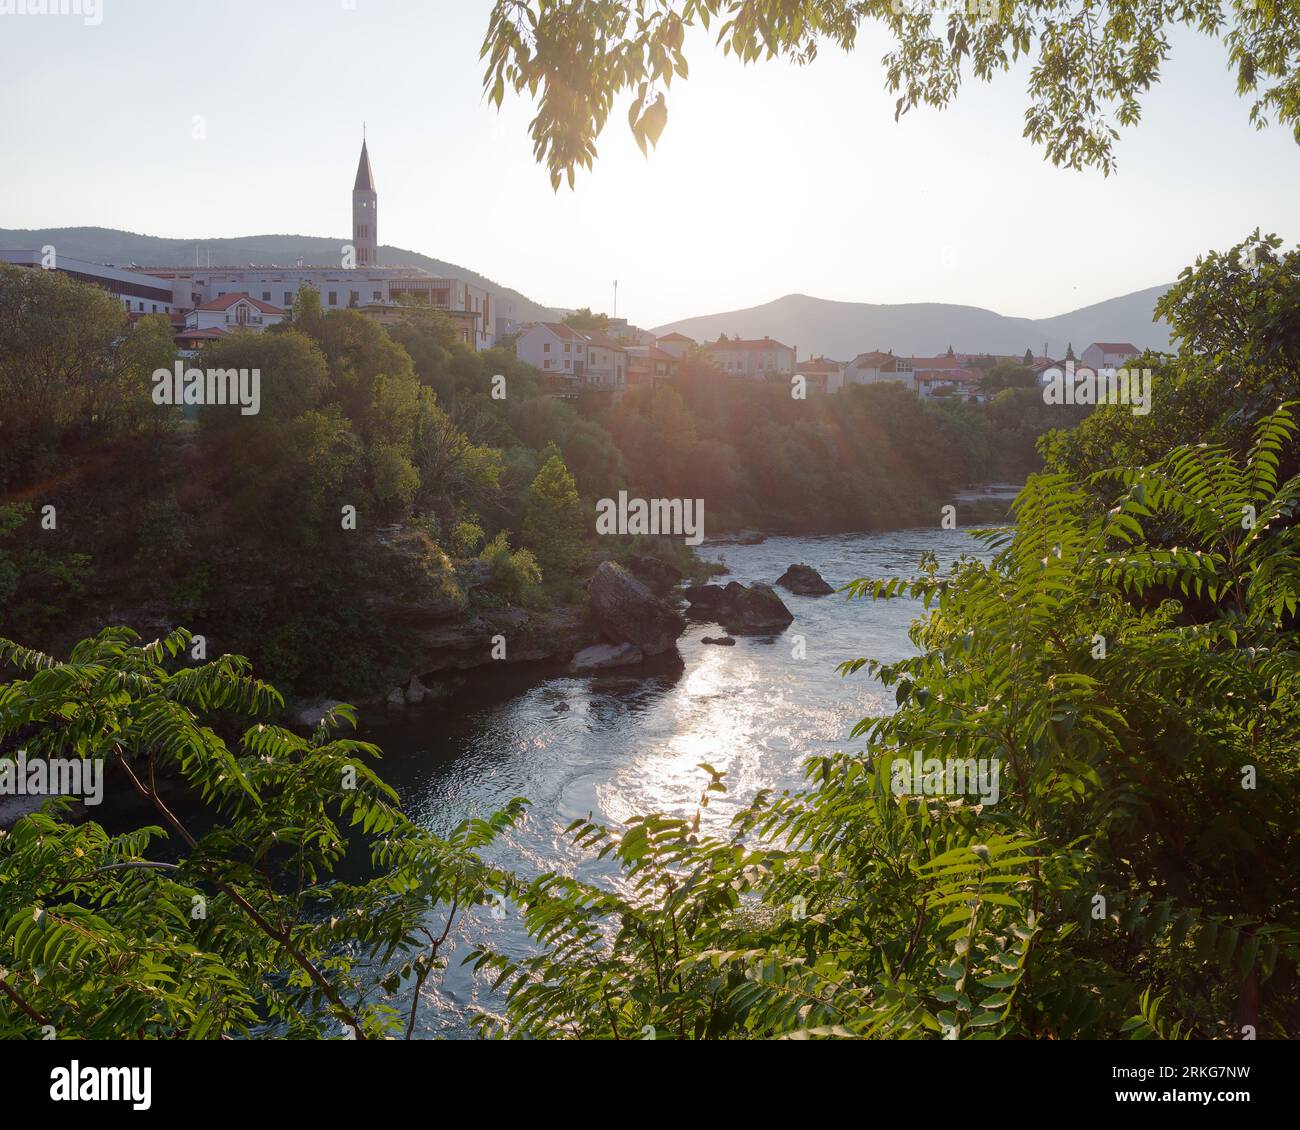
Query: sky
xmin=1 ymin=0 xmax=1297 ymax=329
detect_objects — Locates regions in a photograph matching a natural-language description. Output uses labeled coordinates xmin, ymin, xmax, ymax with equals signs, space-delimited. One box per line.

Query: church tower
xmin=352 ymin=136 xmax=378 ymax=267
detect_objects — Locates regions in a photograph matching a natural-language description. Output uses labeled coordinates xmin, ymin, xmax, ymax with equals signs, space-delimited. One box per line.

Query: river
xmin=358 ymin=525 xmax=992 ymax=1037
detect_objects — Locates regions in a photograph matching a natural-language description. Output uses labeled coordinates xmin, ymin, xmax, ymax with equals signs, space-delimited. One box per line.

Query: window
xmin=564 ymin=343 xmax=570 ymax=352
xmin=262 ymin=291 xmax=271 ymax=302
xmin=373 ymin=290 xmax=381 ymax=301
xmin=328 ymin=291 xmax=337 ymax=305
xmin=544 ymin=360 xmax=552 ymax=370
xmin=543 ymin=342 xmax=551 ymax=353
xmin=284 ymin=292 xmax=293 ymax=306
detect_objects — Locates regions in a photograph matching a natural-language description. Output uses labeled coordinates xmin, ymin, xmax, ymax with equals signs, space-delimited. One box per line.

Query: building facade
xmin=843 ymin=350 xmax=915 ymax=390
xmin=703 ymin=336 xmax=796 ymax=378
xmin=1080 ymin=342 xmax=1140 ymax=369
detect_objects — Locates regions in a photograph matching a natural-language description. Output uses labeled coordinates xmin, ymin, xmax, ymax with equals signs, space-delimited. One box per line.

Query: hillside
xmin=0 ymin=226 xmax=563 ymax=324
xmin=651 ymin=287 xmax=1174 ymax=360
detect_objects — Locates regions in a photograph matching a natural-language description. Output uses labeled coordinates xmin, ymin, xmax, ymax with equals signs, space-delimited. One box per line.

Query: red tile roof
xmin=536 ymin=322 xmax=589 ymax=343
xmin=848 ymin=351 xmax=896 ymax=368
xmin=656 ymin=332 xmax=695 ymax=343
xmin=796 ymin=357 xmax=843 ymax=372
xmin=705 ymin=337 xmax=794 ymax=352
xmin=194 ymin=292 xmax=286 ymax=314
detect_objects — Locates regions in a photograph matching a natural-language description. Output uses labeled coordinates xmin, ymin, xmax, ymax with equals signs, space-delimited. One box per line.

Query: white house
xmin=184 ymin=293 xmax=288 ymax=334
xmin=515 ymin=322 xmax=589 ymax=378
xmin=1080 ymin=342 xmax=1139 ymax=370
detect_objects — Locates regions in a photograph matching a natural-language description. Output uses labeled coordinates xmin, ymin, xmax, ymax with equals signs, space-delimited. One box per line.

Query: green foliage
xmin=3 ymin=408 xmax=1298 ymax=1038
xmin=522 ymin=450 xmax=589 ymax=581
xmin=481 ymin=2 xmax=1299 ymax=186
xmin=469 ymin=408 xmax=1300 ymax=1038
xmin=478 ymin=531 xmax=543 ymax=604
xmin=0 ymin=628 xmax=524 ymax=1039
xmin=562 ymin=307 xmax=612 ymax=332
xmin=450 ymin=517 xmax=486 ymax=557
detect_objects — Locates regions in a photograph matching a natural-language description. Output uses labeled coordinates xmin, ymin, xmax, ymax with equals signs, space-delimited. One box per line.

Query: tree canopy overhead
xmin=482 ymin=1 xmax=1300 ymax=187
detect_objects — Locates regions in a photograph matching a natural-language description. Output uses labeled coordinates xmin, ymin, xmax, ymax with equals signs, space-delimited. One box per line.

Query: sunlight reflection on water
xmin=359 ymin=526 xmax=992 ymax=1036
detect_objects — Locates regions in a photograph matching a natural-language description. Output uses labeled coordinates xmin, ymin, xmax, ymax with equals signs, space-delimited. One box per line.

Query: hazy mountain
xmin=651 ymin=287 xmax=1174 ymax=360
xmin=0 ymin=227 xmax=563 ymax=324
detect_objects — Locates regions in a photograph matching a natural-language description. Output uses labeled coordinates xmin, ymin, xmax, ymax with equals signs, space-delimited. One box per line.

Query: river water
xmin=359 ymin=526 xmax=992 ymax=1037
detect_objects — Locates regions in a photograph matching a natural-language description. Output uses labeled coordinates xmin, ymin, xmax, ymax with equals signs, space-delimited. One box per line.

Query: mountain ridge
xmin=651 ymin=286 xmax=1174 ymax=360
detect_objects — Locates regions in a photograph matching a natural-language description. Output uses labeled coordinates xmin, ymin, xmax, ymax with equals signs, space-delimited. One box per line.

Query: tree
xmin=522 ymin=448 xmax=589 ymax=581
xmin=473 ymin=412 xmax=1300 ymax=1038
xmin=0 ymin=628 xmax=523 ymax=1040
xmin=481 ymin=2 xmax=1300 ymax=186
xmin=1024 ymin=348 xmax=1035 ymax=365
xmin=291 ymin=284 xmax=324 ymax=337
xmin=1065 ymin=341 xmax=1076 ymax=361
xmin=563 ymin=307 xmax=611 ymax=333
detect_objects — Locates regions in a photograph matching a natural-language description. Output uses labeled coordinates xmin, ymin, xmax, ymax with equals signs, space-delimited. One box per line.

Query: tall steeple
xmin=352 ymin=131 xmax=378 ymax=267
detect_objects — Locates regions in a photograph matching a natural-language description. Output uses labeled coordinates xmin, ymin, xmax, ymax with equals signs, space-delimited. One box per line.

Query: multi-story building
xmin=703 ymin=336 xmax=796 ymax=378
xmin=0 ymin=250 xmax=179 ymax=315
xmin=515 ymin=322 xmax=590 ymax=379
xmin=627 ymin=345 xmax=680 ymax=385
xmin=8 ymin=137 xmax=505 ymax=351
xmin=583 ymin=334 xmax=628 ymax=387
xmin=655 ymin=331 xmax=695 ymax=359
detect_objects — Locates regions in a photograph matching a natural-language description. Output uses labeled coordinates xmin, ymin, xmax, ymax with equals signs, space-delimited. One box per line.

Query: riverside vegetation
xmin=1 ymin=233 xmax=1298 ymax=1038
xmin=0 ymin=264 xmax=1065 ymax=700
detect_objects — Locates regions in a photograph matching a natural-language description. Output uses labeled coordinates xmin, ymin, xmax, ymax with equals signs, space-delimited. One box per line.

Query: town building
xmin=583 ymin=334 xmax=628 ymax=387
xmin=703 ymin=336 xmax=796 ymax=378
xmin=0 ymin=250 xmax=178 ymax=315
xmin=4 ymin=137 xmax=506 ymax=351
xmin=184 ymin=292 xmax=288 ymax=334
xmin=1081 ymin=342 xmax=1140 ymax=369
xmin=794 ymin=356 xmax=845 ymax=393
xmin=655 ymin=331 xmax=695 ymax=359
xmin=515 ymin=322 xmax=589 ymax=379
xmin=843 ymin=350 xmax=915 ymax=390
xmin=915 ymin=368 xmax=985 ymax=401
xmin=627 ymin=345 xmax=680 ymax=385
xmin=352 ymin=137 xmax=378 ymax=267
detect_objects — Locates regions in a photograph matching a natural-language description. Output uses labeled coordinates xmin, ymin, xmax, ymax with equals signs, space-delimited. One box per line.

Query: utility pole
xmin=613 ymin=279 xmax=618 ymax=319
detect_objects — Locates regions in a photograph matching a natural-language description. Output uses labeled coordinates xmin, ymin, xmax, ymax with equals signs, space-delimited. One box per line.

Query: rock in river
xmin=775 ymin=563 xmax=834 ymax=596
xmin=571 ymin=642 xmax=646 ymax=672
xmin=684 ymin=581 xmax=794 ymax=633
xmin=589 ymin=561 xmax=686 ymax=656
